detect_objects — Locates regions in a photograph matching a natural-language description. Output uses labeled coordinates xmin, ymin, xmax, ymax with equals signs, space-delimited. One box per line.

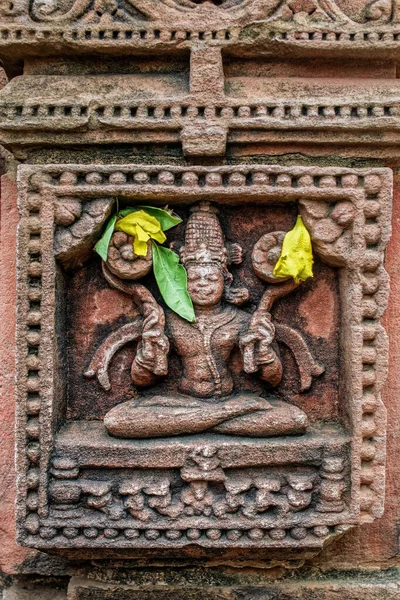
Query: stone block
xmin=67 ymin=575 xmax=400 ymax=600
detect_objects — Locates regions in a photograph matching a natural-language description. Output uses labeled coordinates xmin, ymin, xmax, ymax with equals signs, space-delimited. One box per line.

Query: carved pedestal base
xmin=31 ymin=421 xmax=353 ymax=549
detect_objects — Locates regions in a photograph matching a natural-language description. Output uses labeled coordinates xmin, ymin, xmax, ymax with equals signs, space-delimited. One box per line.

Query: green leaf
xmin=94 ymin=215 xmax=117 ymax=261
xmin=119 ymin=206 xmax=182 ymax=231
xmin=152 ymin=243 xmax=195 ymax=322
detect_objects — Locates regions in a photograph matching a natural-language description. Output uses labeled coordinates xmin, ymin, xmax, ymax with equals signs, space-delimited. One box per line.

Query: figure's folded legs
xmin=212 ymin=399 xmax=308 ymax=436
xmin=104 ymin=394 xmax=271 ymax=439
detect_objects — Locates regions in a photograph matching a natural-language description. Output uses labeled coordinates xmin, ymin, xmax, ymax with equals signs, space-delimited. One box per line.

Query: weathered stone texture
xmin=308 ymin=170 xmax=400 ymax=570
xmin=3 ymin=582 xmax=67 ymax=600
xmin=0 ymin=0 xmax=400 ymax=597
xmin=7 ymin=164 xmax=389 ymax=554
xmin=66 ymin=579 xmax=400 ymax=600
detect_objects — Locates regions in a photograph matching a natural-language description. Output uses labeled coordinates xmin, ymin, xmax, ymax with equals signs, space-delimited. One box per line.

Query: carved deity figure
xmin=86 ymin=202 xmax=323 ymax=438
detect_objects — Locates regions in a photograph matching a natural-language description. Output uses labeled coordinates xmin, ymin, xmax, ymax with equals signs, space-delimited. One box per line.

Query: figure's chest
xmin=210 ymin=325 xmax=240 ymax=351
xmin=169 ymin=317 xmax=242 ymax=358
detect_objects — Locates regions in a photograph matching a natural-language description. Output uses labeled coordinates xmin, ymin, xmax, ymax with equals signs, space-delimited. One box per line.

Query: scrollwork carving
xmin=30 ymin=0 xmax=149 ymax=22
xmin=365 ymin=0 xmax=394 ymax=22
xmin=299 ymin=196 xmax=357 ymax=267
xmin=23 ymin=0 xmax=358 ymax=26
xmin=54 ymin=197 xmax=114 ymax=267
xmin=268 ymin=0 xmax=351 ymax=23
xmin=0 ymin=0 xmax=22 ymax=16
xmin=30 ymin=0 xmax=92 ymax=22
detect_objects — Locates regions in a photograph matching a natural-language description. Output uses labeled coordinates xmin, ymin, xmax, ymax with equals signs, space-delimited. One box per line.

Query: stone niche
xmin=15 ymin=162 xmax=391 ymax=553
xmin=0 ymin=0 xmax=396 ymax=567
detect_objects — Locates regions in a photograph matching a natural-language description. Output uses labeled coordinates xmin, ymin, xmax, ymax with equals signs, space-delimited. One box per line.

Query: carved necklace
xmin=193 ymin=307 xmax=235 ymax=396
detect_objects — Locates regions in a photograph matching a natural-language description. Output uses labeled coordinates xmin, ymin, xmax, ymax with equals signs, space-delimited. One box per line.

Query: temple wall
xmin=1 ymin=2 xmax=400 ymax=597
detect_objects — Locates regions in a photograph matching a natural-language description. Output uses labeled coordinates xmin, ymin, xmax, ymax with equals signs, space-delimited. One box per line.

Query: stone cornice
xmin=2 ymin=1 xmax=400 ymax=60
xmin=2 ymin=75 xmax=400 ymax=155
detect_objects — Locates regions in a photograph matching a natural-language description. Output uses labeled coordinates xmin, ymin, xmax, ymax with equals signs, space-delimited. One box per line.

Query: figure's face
xmin=187 ymin=264 xmax=224 ymax=307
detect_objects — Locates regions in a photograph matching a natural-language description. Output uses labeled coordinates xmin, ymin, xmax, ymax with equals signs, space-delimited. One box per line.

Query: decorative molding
xmin=15 ymin=163 xmax=391 ymax=549
xmin=365 ymin=0 xmax=400 ymax=23
xmin=2 ymin=99 xmax=399 ymax=127
xmin=2 ymin=90 xmax=400 ymax=154
xmin=2 ymin=4 xmax=400 ymax=156
xmin=2 ymin=1 xmax=400 ymax=59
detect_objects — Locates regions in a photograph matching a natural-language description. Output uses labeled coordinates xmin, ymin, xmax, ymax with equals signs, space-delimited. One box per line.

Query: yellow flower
xmin=114 ymin=210 xmax=166 ymax=256
xmin=273 ymin=216 xmax=313 ymax=284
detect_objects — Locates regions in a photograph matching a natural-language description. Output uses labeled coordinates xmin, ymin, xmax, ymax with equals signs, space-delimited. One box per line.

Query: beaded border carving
xmin=15 ymin=163 xmax=391 ymax=549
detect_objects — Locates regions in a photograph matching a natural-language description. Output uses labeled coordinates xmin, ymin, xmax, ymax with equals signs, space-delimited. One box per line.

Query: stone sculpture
xmin=85 ymin=201 xmax=324 ymax=438
xmin=2 ymin=0 xmax=393 ymax=558
xmin=12 ymin=162 xmax=391 ymax=551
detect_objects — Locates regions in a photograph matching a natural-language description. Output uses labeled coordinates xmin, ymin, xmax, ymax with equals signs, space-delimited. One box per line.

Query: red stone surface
xmin=0 ymin=1 xmax=399 ymax=592
xmin=0 ymin=174 xmax=34 ymax=573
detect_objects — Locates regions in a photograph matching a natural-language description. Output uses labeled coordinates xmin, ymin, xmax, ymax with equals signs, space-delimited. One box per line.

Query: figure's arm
xmin=85 ymin=319 xmax=143 ymax=391
xmin=86 ymin=263 xmax=170 ymax=390
xmin=85 ymin=312 xmax=170 ymax=390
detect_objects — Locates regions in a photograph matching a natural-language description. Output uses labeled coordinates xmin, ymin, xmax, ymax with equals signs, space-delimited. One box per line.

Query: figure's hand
xmin=135 ymin=331 xmax=169 ymax=376
xmin=139 ymin=329 xmax=169 ymax=369
xmin=240 ymin=311 xmax=277 ymax=374
xmin=135 ymin=302 xmax=169 ymax=376
xmin=243 ymin=311 xmax=275 ymax=345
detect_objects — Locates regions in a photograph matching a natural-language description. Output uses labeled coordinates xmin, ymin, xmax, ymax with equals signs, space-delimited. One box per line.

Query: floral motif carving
xmin=269 ymin=0 xmax=350 ymax=23
xmin=48 ymin=462 xmax=324 ymax=523
xmin=167 ymin=0 xmax=244 ymax=6
xmin=54 ymin=197 xmax=114 ymax=266
xmin=24 ymin=0 xmax=357 ymax=25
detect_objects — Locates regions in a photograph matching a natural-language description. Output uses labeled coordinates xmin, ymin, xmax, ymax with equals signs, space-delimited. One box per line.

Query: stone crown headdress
xmin=180 ymin=202 xmax=228 ymax=268
xmin=178 ymin=201 xmax=249 ymax=305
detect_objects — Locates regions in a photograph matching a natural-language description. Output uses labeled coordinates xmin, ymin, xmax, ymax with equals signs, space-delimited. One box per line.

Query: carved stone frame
xmin=15 ymin=163 xmax=391 ymax=550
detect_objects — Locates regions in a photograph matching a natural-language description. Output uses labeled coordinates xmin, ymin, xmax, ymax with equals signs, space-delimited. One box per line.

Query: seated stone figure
xmin=87 ymin=203 xmax=310 ymax=439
